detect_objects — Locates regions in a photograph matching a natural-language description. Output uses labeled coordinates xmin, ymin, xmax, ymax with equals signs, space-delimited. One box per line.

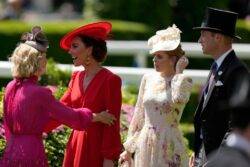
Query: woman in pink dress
xmin=0 ymin=26 xmax=115 ymax=167
xmin=60 ymin=21 xmax=122 ymax=167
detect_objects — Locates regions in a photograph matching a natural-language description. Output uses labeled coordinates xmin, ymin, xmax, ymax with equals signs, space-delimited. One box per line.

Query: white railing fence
xmin=0 ymin=60 xmax=210 ymax=86
xmin=1 ymin=41 xmax=249 ymax=86
xmin=107 ymin=41 xmax=250 ymax=67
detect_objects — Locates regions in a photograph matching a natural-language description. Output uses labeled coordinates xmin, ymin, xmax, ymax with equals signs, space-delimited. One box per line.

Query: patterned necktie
xmin=205 ymin=62 xmax=218 ymax=94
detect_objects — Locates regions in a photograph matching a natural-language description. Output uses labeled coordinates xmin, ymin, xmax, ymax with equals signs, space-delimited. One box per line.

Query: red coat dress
xmin=62 ymin=68 xmax=122 ymax=167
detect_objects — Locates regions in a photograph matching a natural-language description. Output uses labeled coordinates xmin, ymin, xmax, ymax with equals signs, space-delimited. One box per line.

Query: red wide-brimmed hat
xmin=60 ymin=21 xmax=112 ymax=50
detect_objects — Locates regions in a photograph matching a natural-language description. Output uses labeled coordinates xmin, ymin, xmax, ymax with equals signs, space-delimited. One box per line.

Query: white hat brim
xmin=149 ymin=39 xmax=180 ymax=54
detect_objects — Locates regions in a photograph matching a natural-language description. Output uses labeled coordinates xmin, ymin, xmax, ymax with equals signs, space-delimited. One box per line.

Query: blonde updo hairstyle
xmin=9 ymin=43 xmax=45 ymax=78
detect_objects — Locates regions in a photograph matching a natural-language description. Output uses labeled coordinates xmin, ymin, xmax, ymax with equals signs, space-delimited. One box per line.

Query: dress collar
xmin=14 ymin=76 xmax=38 ymax=83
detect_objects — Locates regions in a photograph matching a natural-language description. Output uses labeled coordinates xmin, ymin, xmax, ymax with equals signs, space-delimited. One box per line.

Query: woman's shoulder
xmin=4 ymin=80 xmax=16 ymax=95
xmin=31 ymin=85 xmax=53 ymax=98
xmin=71 ymin=70 xmax=83 ymax=79
xmin=4 ymin=79 xmax=53 ymax=101
xmin=142 ymin=71 xmax=159 ymax=80
xmin=103 ymin=68 xmax=121 ymax=81
xmin=5 ymin=79 xmax=16 ymax=89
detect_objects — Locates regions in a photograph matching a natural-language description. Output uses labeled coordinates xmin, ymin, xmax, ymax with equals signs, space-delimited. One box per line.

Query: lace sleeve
xmin=123 ymin=74 xmax=147 ymax=153
xmin=171 ymin=73 xmax=193 ymax=104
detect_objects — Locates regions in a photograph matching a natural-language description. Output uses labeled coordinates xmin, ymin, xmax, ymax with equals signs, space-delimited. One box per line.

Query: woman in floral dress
xmin=119 ymin=25 xmax=193 ymax=167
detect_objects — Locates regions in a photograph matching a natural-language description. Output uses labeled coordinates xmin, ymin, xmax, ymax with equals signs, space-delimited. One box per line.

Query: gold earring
xmin=84 ymin=56 xmax=91 ymax=66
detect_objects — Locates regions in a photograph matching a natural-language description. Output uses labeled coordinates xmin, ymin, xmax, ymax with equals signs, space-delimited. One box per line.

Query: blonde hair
xmin=9 ymin=43 xmax=45 ymax=78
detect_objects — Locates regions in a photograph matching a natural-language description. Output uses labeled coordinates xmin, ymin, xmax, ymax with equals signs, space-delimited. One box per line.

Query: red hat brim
xmin=60 ymin=21 xmax=112 ymax=51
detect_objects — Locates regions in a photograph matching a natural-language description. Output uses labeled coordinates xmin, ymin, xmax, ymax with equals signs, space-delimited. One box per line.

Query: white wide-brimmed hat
xmin=148 ymin=24 xmax=181 ymax=54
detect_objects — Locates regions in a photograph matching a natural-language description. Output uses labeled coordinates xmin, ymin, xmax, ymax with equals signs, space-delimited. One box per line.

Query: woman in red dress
xmin=60 ymin=21 xmax=122 ymax=167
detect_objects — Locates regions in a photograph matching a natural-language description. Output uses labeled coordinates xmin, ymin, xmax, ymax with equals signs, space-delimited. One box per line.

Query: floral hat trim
xmin=148 ymin=24 xmax=181 ymax=54
xmin=21 ymin=26 xmax=49 ymax=52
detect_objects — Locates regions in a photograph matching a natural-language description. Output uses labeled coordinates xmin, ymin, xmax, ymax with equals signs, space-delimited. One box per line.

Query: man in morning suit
xmin=205 ymin=73 xmax=250 ymax=167
xmin=189 ymin=7 xmax=249 ymax=167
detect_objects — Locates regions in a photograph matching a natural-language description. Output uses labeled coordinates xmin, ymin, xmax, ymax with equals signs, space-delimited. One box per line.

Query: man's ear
xmin=215 ymin=33 xmax=223 ymax=42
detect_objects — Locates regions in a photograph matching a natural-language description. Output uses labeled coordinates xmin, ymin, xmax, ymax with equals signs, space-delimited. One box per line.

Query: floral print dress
xmin=123 ymin=72 xmax=193 ymax=167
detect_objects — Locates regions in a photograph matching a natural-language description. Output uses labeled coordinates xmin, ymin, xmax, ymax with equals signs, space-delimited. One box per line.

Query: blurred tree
xmin=93 ymin=0 xmax=232 ymax=41
xmin=229 ymin=0 xmax=250 ymax=18
xmin=84 ymin=0 xmax=97 ymax=18
xmin=172 ymin=0 xmax=230 ymax=41
xmin=96 ymin=0 xmax=172 ymax=31
xmin=52 ymin=0 xmax=84 ymax=13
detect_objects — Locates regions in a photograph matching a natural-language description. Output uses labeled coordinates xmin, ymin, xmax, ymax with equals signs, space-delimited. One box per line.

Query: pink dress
xmin=0 ymin=76 xmax=93 ymax=167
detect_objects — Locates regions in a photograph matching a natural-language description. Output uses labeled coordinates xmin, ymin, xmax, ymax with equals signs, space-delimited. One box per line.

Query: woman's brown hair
xmin=166 ymin=44 xmax=185 ymax=68
xmin=79 ymin=35 xmax=107 ymax=62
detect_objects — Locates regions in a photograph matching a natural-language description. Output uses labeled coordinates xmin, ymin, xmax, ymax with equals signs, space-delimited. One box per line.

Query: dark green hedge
xmin=96 ymin=0 xmax=236 ymax=42
xmin=0 ymin=19 xmax=249 ymax=66
xmin=97 ymin=0 xmax=172 ymax=30
xmin=236 ymin=20 xmax=250 ymax=42
xmin=0 ymin=20 xmax=152 ymax=64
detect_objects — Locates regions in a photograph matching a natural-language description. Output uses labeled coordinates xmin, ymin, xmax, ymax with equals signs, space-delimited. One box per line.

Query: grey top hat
xmin=193 ymin=7 xmax=241 ymax=39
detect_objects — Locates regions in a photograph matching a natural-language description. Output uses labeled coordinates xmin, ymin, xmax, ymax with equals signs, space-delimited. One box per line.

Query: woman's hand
xmin=189 ymin=153 xmax=195 ymax=167
xmin=92 ymin=111 xmax=116 ymax=126
xmin=119 ymin=151 xmax=132 ymax=166
xmin=176 ymin=56 xmax=189 ymax=74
